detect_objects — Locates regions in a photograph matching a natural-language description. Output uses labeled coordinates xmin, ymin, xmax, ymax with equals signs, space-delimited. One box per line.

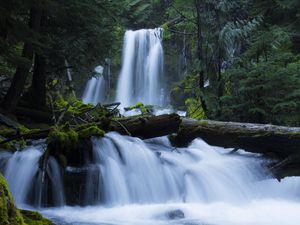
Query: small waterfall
xmin=1 ymin=133 xmax=300 ymax=224
xmin=116 ymin=28 xmax=164 ymax=107
xmin=82 ymin=76 xmax=107 ymax=105
xmin=85 ymin=132 xmax=271 ymax=205
xmin=0 ymin=144 xmax=65 ymax=207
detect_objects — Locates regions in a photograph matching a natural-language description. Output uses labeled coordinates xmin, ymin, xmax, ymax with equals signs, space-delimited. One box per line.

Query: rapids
xmin=1 ymin=133 xmax=300 ymax=225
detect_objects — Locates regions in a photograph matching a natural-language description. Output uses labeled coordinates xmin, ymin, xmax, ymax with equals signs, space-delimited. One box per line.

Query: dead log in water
xmin=108 ymin=113 xmax=181 ymax=139
xmin=174 ymin=118 xmax=300 ymax=159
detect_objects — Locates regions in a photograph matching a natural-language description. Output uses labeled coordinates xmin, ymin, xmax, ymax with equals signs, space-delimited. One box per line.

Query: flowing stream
xmin=1 ymin=133 xmax=300 ymax=225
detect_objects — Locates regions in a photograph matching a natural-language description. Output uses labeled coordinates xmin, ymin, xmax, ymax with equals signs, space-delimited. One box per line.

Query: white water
xmin=116 ymin=28 xmax=164 ymax=107
xmin=1 ymin=133 xmax=300 ymax=224
xmin=82 ymin=76 xmax=107 ymax=105
xmin=0 ymin=143 xmax=65 ymax=207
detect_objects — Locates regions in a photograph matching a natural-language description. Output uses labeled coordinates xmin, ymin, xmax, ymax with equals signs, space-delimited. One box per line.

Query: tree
xmin=1 ymin=0 xmax=125 ymax=113
xmin=2 ymin=3 xmax=44 ymax=112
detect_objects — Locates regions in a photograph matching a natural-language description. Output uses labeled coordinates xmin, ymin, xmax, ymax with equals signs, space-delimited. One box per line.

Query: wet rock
xmin=167 ymin=209 xmax=185 ymax=220
xmin=64 ymin=165 xmax=101 ymax=206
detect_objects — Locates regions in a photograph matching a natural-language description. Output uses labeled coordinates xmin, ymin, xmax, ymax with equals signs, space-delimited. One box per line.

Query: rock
xmin=166 ymin=209 xmax=185 ymax=220
xmin=21 ymin=210 xmax=53 ymax=225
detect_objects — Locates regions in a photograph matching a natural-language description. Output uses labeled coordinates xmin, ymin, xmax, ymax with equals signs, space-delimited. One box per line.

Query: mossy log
xmin=174 ymin=118 xmax=300 ymax=158
xmin=108 ymin=113 xmax=181 ymax=139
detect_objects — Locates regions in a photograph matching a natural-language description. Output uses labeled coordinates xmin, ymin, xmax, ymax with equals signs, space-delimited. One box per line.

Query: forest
xmin=1 ymin=0 xmax=299 ymax=126
xmin=0 ymin=0 xmax=300 ymax=225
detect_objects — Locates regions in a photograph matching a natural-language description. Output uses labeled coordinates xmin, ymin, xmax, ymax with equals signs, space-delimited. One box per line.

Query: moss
xmin=0 ymin=127 xmax=16 ymax=137
xmin=78 ymin=126 xmax=105 ymax=138
xmin=47 ymin=126 xmax=79 ymax=152
xmin=125 ymin=102 xmax=151 ymax=114
xmin=16 ymin=125 xmax=30 ymax=134
xmin=0 ymin=173 xmax=24 ymax=225
xmin=197 ymin=120 xmax=209 ymax=127
xmin=21 ymin=210 xmax=52 ymax=225
xmin=127 ymin=102 xmax=144 ymax=110
xmin=0 ymin=136 xmax=15 ymax=151
xmin=58 ymin=154 xmax=67 ymax=168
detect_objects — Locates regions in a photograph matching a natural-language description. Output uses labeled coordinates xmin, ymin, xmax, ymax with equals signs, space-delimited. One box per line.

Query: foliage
xmin=219 ymin=53 xmax=300 ymax=125
xmin=166 ymin=0 xmax=300 ymax=125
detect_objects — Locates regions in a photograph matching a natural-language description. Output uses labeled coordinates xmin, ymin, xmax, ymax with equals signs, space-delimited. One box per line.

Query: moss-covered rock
xmin=46 ymin=123 xmax=104 ymax=167
xmin=0 ymin=173 xmax=53 ymax=225
xmin=47 ymin=125 xmax=79 ymax=154
xmin=21 ymin=210 xmax=52 ymax=225
xmin=0 ymin=173 xmax=24 ymax=224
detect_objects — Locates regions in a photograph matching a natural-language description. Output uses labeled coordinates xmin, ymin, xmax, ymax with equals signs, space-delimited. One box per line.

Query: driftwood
xmin=174 ymin=118 xmax=300 ymax=158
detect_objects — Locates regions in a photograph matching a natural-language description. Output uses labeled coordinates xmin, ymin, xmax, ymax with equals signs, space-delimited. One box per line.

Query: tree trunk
xmin=1 ymin=7 xmax=42 ymax=112
xmin=194 ymin=0 xmax=208 ymax=114
xmin=30 ymin=54 xmax=47 ymax=107
xmin=174 ymin=118 xmax=300 ymax=159
xmin=108 ymin=113 xmax=181 ymax=139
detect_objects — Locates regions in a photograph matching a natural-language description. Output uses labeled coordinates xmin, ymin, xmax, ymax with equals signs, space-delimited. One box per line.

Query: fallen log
xmin=174 ymin=118 xmax=300 ymax=159
xmin=0 ymin=114 xmax=181 ymax=145
xmin=108 ymin=113 xmax=181 ymax=139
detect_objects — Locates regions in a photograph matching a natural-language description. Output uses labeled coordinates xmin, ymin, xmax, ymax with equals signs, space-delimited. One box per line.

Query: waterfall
xmin=1 ymin=134 xmax=300 ymax=225
xmin=82 ymin=66 xmax=107 ymax=105
xmin=116 ymin=28 xmax=164 ymax=107
xmin=85 ymin=132 xmax=290 ymax=205
xmin=0 ymin=143 xmax=65 ymax=207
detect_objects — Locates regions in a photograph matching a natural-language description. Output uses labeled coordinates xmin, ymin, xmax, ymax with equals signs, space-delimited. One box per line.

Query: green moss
xmin=0 ymin=173 xmax=25 ymax=225
xmin=125 ymin=102 xmax=151 ymax=114
xmin=58 ymin=154 xmax=67 ymax=167
xmin=0 ymin=127 xmax=16 ymax=137
xmin=0 ymin=136 xmax=14 ymax=151
xmin=16 ymin=125 xmax=30 ymax=134
xmin=78 ymin=126 xmax=105 ymax=138
xmin=21 ymin=210 xmax=52 ymax=225
xmin=47 ymin=126 xmax=79 ymax=152
xmin=198 ymin=120 xmax=209 ymax=127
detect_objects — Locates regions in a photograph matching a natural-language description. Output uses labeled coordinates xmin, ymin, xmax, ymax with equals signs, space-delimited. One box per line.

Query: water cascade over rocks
xmin=0 ymin=142 xmax=65 ymax=208
xmin=116 ymin=28 xmax=164 ymax=107
xmin=1 ymin=133 xmax=300 ymax=224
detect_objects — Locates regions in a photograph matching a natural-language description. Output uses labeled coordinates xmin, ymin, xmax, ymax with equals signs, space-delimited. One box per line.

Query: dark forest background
xmin=0 ymin=0 xmax=299 ymax=126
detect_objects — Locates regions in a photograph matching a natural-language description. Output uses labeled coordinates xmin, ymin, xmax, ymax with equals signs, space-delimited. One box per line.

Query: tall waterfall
xmin=1 ymin=134 xmax=300 ymax=225
xmin=116 ymin=28 xmax=164 ymax=107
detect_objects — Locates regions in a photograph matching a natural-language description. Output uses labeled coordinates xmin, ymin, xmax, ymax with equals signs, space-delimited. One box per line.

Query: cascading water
xmin=82 ymin=76 xmax=107 ymax=105
xmin=1 ymin=134 xmax=300 ymax=224
xmin=0 ymin=143 xmax=65 ymax=208
xmin=116 ymin=28 xmax=164 ymax=107
xmin=82 ymin=65 xmax=107 ymax=105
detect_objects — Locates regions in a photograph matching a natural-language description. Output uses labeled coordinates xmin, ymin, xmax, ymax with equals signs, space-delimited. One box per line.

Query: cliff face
xmin=0 ymin=173 xmax=53 ymax=225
